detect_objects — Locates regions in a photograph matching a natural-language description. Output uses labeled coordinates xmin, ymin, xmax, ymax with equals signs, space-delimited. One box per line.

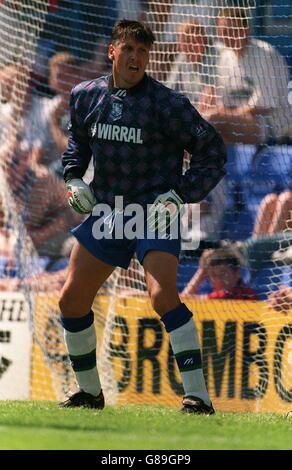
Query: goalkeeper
xmin=59 ymin=19 xmax=227 ymax=414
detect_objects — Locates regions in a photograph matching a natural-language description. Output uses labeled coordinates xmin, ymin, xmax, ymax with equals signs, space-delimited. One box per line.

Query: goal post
xmin=0 ymin=1 xmax=291 ymax=413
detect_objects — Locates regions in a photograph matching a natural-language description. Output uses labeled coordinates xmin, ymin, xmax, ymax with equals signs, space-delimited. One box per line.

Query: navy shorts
xmin=71 ymin=214 xmax=181 ymax=269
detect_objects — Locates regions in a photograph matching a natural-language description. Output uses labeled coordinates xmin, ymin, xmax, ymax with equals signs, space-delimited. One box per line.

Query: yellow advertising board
xmin=31 ymin=294 xmax=292 ymax=414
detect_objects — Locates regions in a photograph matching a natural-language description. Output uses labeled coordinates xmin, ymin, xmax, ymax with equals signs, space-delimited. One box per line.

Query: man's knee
xmin=59 ymin=287 xmax=75 ymax=316
xmin=148 ymin=286 xmax=180 ymax=316
xmin=59 ymin=286 xmax=90 ymax=317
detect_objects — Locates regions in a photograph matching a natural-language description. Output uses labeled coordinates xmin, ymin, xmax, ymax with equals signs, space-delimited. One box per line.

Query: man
xmin=46 ymin=52 xmax=81 ymax=173
xmin=205 ymin=6 xmax=291 ymax=144
xmin=0 ymin=62 xmax=81 ymax=262
xmin=7 ymin=148 xmax=81 ymax=261
xmin=59 ymin=19 xmax=227 ymax=414
xmin=166 ymin=20 xmax=217 ymax=111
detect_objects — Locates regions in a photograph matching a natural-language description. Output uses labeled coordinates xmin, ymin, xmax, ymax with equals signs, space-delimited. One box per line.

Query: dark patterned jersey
xmin=62 ymin=73 xmax=227 ymax=207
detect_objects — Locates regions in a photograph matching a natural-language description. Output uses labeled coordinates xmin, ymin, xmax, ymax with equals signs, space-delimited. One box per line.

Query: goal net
xmin=0 ymin=0 xmax=291 ymax=413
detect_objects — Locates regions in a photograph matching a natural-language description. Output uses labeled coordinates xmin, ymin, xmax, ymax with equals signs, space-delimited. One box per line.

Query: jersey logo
xmin=97 ymin=123 xmax=143 ymax=144
xmin=91 ymin=122 xmax=97 ymax=137
xmin=113 ymin=89 xmax=127 ymax=97
xmin=110 ymin=102 xmax=123 ymax=122
xmin=192 ymin=123 xmax=208 ymax=138
xmin=183 ymin=358 xmax=194 ymax=366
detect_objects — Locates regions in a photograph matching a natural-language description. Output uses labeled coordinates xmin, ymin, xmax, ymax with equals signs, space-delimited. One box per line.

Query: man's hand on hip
xmin=148 ymin=189 xmax=184 ymax=232
xmin=66 ymin=178 xmax=97 ymax=214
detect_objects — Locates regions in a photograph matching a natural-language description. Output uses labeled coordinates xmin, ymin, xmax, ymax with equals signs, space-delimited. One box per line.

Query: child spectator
xmin=182 ymin=247 xmax=258 ymax=300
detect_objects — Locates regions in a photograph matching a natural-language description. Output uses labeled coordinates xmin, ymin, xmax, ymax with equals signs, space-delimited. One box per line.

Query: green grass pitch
xmin=0 ymin=401 xmax=291 ymax=450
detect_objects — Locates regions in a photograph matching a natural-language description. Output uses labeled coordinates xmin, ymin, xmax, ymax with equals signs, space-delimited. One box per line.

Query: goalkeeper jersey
xmin=62 ymin=73 xmax=227 ymax=207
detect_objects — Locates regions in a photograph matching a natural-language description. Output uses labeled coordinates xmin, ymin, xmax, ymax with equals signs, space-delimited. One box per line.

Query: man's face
xmin=108 ymin=38 xmax=150 ymax=88
xmin=217 ymin=16 xmax=249 ymax=50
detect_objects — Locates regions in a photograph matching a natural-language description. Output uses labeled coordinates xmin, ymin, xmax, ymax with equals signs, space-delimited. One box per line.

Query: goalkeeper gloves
xmin=66 ymin=178 xmax=97 ymax=214
xmin=148 ymin=189 xmax=184 ymax=232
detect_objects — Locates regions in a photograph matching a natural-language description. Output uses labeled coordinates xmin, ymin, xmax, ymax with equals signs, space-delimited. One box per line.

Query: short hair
xmin=206 ymin=248 xmax=242 ymax=270
xmin=49 ymin=52 xmax=78 ymax=71
xmin=219 ymin=6 xmax=249 ymax=28
xmin=111 ymin=19 xmax=155 ymax=47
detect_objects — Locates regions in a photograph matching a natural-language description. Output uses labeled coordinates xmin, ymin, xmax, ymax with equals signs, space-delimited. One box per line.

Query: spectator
xmin=45 ymin=52 xmax=81 ymax=172
xmin=0 ymin=1 xmax=34 ymax=67
xmin=0 ymin=192 xmax=51 ymax=290
xmin=0 ymin=62 xmax=56 ymax=162
xmin=182 ymin=246 xmax=258 ymax=300
xmin=117 ymin=1 xmax=146 ymax=22
xmin=0 ymin=63 xmax=17 ymax=145
xmin=205 ymin=6 xmax=291 ymax=144
xmin=6 ymin=148 xmax=81 ymax=262
xmin=78 ymin=39 xmax=111 ymax=83
xmin=0 ymin=61 xmax=81 ymax=264
xmin=147 ymin=0 xmax=220 ymax=43
xmin=166 ymin=20 xmax=217 ymax=111
xmin=0 ymin=197 xmax=18 ymax=279
xmin=0 ymin=265 xmax=69 ymax=292
xmin=253 ymin=191 xmax=292 ymax=237
xmin=182 ymin=179 xmax=226 ymax=246
xmin=0 ymin=63 xmax=35 ymax=164
xmin=1 ymin=54 xmax=81 ymax=174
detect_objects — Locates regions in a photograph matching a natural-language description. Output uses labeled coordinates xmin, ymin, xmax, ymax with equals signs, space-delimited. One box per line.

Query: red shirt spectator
xmin=182 ymin=247 xmax=258 ymax=300
xmin=208 ymin=285 xmax=258 ymax=300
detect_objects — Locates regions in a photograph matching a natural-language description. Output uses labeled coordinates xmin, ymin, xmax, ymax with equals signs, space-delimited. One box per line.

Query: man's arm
xmin=168 ymin=96 xmax=227 ymax=203
xmin=62 ymin=86 xmax=97 ymax=213
xmin=62 ymin=87 xmax=92 ymax=182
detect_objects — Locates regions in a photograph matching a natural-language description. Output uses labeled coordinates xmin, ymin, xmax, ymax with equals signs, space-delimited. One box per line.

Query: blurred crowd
xmin=0 ymin=1 xmax=291 ymax=311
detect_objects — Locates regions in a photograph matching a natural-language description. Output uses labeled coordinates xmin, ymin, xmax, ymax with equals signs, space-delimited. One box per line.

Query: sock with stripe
xmin=161 ymin=303 xmax=211 ymax=405
xmin=60 ymin=310 xmax=101 ymax=397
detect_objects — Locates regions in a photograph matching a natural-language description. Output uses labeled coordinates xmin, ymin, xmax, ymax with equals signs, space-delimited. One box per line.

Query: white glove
xmin=148 ymin=189 xmax=184 ymax=232
xmin=66 ymin=178 xmax=97 ymax=214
